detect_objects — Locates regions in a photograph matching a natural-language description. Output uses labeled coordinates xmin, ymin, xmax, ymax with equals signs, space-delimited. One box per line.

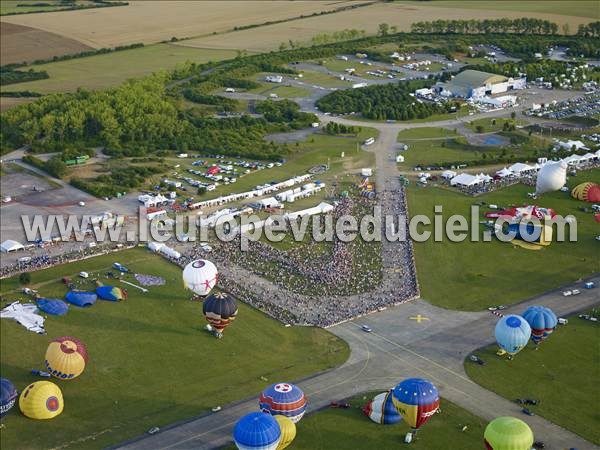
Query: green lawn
xmin=424 ymin=0 xmax=599 ymax=18
xmin=194 ymin=129 xmax=376 ymax=202
xmin=407 ymin=168 xmax=600 ymax=310
xmin=397 ymin=127 xmax=458 ymax=140
xmin=246 ymin=82 xmax=309 ymax=99
xmin=466 ymin=118 xmax=525 ymax=133
xmin=274 ymin=393 xmax=486 ymax=449
xmin=466 ymin=312 xmax=600 ymax=444
xmin=397 ymin=137 xmax=496 ymax=167
xmin=2 ymin=44 xmax=240 ymax=94
xmin=296 ymin=70 xmax=349 ymax=88
xmin=0 ymin=248 xmax=349 ymax=449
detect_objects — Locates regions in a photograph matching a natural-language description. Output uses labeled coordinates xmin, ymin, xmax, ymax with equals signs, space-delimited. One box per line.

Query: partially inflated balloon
xmin=522 ymin=306 xmax=557 ymax=345
xmin=182 ymin=259 xmax=218 ymax=296
xmin=19 ymin=381 xmax=63 ymax=420
xmin=571 ymin=182 xmax=600 ymax=202
xmin=275 ymin=416 xmax=296 ymax=450
xmin=45 ymin=336 xmax=88 ymax=380
xmin=392 ymin=378 xmax=439 ymax=430
xmin=535 ymin=161 xmax=566 ymax=195
xmin=96 ymin=285 xmax=126 ymax=301
xmin=495 ymin=315 xmax=531 ymax=356
xmin=363 ymin=390 xmax=402 ymax=425
xmin=484 ymin=416 xmax=534 ymax=450
xmin=233 ymin=412 xmax=281 ymax=450
xmin=1 ymin=378 xmax=18 ymax=418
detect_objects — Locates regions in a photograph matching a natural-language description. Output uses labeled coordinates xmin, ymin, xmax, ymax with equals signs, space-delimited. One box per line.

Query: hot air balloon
xmin=571 ymin=182 xmax=600 ymax=202
xmin=535 ymin=161 xmax=566 ymax=195
xmin=96 ymin=285 xmax=126 ymax=301
xmin=182 ymin=259 xmax=218 ymax=296
xmin=65 ymin=291 xmax=97 ymax=307
xmin=260 ymin=382 xmax=306 ymax=423
xmin=36 ymin=299 xmax=69 ymax=316
xmin=203 ymin=292 xmax=238 ymax=338
xmin=495 ymin=315 xmax=531 ymax=356
xmin=522 ymin=306 xmax=557 ymax=345
xmin=392 ymin=378 xmax=439 ymax=431
xmin=484 ymin=416 xmax=534 ymax=450
xmin=19 ymin=381 xmax=63 ymax=420
xmin=363 ymin=390 xmax=402 ymax=425
xmin=233 ymin=412 xmax=281 ymax=450
xmin=1 ymin=378 xmax=18 ymax=419
xmin=44 ymin=336 xmax=88 ymax=380
xmin=274 ymin=416 xmax=296 ymax=450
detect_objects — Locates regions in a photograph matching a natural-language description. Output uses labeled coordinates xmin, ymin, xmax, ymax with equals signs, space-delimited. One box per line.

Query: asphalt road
xmin=117 ymin=276 xmax=600 ymax=450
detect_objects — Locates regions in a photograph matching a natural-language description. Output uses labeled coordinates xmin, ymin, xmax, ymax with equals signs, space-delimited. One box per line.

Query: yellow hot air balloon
xmin=45 ymin=336 xmax=88 ymax=380
xmin=19 ymin=381 xmax=63 ymax=420
xmin=275 ymin=415 xmax=296 ymax=450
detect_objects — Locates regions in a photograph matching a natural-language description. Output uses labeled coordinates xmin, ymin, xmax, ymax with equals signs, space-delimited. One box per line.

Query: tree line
xmin=1 ymin=67 xmax=48 ymax=86
xmin=411 ymin=18 xmax=559 ymax=35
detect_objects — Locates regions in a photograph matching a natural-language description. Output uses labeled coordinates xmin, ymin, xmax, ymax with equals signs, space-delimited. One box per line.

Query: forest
xmin=315 ymin=81 xmax=455 ymax=121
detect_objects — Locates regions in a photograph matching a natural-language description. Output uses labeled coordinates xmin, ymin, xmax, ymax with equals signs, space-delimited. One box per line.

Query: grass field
xmin=466 ymin=311 xmax=600 ymax=444
xmin=297 ymin=70 xmax=349 ymax=88
xmin=407 ymin=168 xmax=600 ymax=310
xmin=0 ymin=248 xmax=349 ymax=449
xmin=2 ymin=44 xmax=239 ymax=94
xmin=260 ymin=393 xmax=486 ymax=449
xmin=466 ymin=118 xmax=526 ymax=134
xmin=397 ymin=127 xmax=458 ymax=140
xmin=246 ymin=82 xmax=310 ymax=99
xmin=397 ymin=137 xmax=495 ymax=167
xmin=190 ymin=129 xmax=377 ymax=203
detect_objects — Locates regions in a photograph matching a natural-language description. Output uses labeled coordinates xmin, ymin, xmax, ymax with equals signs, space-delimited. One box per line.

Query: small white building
xmin=361 ymin=168 xmax=373 ymax=177
xmin=265 ymin=75 xmax=283 ymax=83
xmin=1 ymin=240 xmax=24 ymax=253
xmin=396 ymin=155 xmax=405 ymax=163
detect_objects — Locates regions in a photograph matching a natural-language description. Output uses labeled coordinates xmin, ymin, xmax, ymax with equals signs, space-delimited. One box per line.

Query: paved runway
xmin=117 ymin=275 xmax=600 ymax=450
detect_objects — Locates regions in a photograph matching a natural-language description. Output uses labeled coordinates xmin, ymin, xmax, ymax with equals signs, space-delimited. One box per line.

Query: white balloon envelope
xmin=182 ymin=259 xmax=218 ymax=296
xmin=536 ymin=161 xmax=566 ymax=195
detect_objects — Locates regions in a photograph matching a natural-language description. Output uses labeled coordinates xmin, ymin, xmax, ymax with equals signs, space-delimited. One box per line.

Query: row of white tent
xmin=187 ymin=174 xmax=312 ymax=210
xmin=147 ymin=242 xmax=181 ymax=259
xmin=446 ymin=150 xmax=600 ymax=188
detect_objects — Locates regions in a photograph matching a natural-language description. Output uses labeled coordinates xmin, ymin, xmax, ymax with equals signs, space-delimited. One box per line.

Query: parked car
xmin=521 ymin=408 xmax=535 ymax=416
xmin=329 ymin=401 xmax=351 ymax=409
xmin=361 ymin=325 xmax=372 ymax=333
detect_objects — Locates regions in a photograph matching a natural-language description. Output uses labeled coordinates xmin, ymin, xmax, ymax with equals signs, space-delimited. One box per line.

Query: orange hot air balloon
xmin=44 ymin=336 xmax=88 ymax=380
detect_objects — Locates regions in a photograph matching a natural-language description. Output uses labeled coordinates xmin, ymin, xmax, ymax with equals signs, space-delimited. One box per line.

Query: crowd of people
xmin=179 ymin=187 xmax=420 ymax=327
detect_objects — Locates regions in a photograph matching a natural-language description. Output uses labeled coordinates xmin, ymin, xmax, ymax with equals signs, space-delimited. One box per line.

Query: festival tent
xmin=147 ymin=241 xmax=165 ymax=252
xmin=0 ymin=240 xmax=24 ymax=253
xmin=508 ymin=163 xmax=534 ymax=175
xmin=159 ymin=245 xmax=181 ymax=259
xmin=450 ymin=173 xmax=482 ymax=187
xmin=441 ymin=170 xmax=457 ymax=180
xmin=562 ymin=154 xmax=584 ymax=165
xmin=496 ymin=167 xmax=513 ymax=178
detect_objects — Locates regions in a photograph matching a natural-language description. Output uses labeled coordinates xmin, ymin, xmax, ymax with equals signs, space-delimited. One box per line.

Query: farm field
xmin=177 ymin=1 xmax=596 ymax=53
xmin=427 ymin=0 xmax=600 ymax=19
xmin=0 ymin=21 xmax=92 ymax=65
xmin=1 ymin=44 xmax=240 ymax=94
xmin=406 ymin=168 xmax=600 ymax=311
xmin=466 ymin=310 xmax=600 ymax=444
xmin=0 ymin=0 xmax=365 ymax=48
xmin=0 ymin=96 xmax=36 ymax=111
xmin=0 ymin=0 xmax=100 ymax=15
xmin=231 ymin=394 xmax=486 ymax=450
xmin=0 ymin=248 xmax=349 ymax=449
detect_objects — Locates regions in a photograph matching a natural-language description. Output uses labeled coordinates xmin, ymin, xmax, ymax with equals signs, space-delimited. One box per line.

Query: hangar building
xmin=435 ymin=70 xmax=526 ymax=99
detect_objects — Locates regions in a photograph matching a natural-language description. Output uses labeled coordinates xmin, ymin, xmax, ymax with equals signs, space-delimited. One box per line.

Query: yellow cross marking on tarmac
xmin=409 ymin=314 xmax=430 ymax=323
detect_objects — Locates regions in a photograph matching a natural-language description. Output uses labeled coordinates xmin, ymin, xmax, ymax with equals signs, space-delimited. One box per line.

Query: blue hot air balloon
xmin=36 ymin=299 xmax=69 ymax=316
xmin=392 ymin=378 xmax=439 ymax=430
xmin=495 ymin=315 xmax=531 ymax=356
xmin=65 ymin=291 xmax=97 ymax=308
xmin=522 ymin=306 xmax=557 ymax=345
xmin=1 ymin=378 xmax=18 ymax=419
xmin=233 ymin=412 xmax=281 ymax=450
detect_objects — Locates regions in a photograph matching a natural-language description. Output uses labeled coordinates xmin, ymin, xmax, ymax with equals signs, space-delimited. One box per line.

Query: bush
xmin=19 ymin=273 xmax=31 ymax=284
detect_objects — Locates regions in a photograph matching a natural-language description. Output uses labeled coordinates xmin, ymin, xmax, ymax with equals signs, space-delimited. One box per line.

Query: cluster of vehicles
xmin=526 ymin=91 xmax=600 ymax=120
